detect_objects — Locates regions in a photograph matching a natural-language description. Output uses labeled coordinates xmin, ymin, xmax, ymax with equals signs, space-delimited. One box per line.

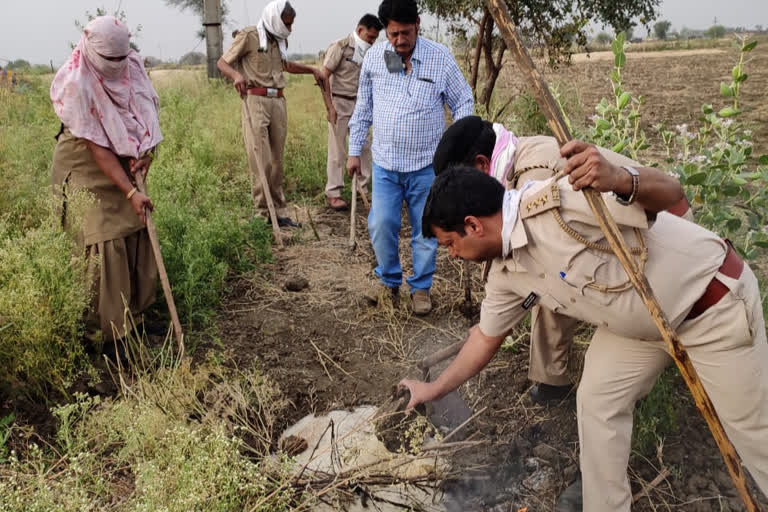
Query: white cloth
xmin=256 ymin=0 xmax=291 ymax=59
xmin=501 ymin=180 xmax=538 ymax=258
xmin=351 ymin=31 xmax=372 ymax=65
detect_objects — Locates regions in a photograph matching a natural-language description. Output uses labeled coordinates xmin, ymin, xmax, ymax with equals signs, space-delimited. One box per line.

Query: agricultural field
xmin=1 ymin=35 xmax=768 ymax=511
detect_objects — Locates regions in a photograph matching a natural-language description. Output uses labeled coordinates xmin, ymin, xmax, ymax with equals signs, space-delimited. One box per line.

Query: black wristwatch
xmin=614 ymin=165 xmax=639 ymax=206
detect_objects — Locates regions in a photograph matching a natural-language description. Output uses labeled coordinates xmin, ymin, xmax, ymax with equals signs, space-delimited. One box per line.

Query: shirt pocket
xmin=409 ymin=77 xmax=437 ymax=109
xmin=560 ymin=249 xmax=622 ymax=307
xmin=538 ymin=294 xmax=567 ymax=315
xmin=253 ymin=50 xmax=271 ymax=74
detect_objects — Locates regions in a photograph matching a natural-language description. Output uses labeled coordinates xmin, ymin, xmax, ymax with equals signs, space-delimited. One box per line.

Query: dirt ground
xmin=499 ymin=37 xmax=768 ymax=161
xmin=216 ymin=203 xmax=767 ymax=511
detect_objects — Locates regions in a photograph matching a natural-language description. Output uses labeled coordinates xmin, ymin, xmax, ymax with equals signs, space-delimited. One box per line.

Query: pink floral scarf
xmin=489 ymin=123 xmax=519 ymax=184
xmin=50 ymin=16 xmax=162 ymax=159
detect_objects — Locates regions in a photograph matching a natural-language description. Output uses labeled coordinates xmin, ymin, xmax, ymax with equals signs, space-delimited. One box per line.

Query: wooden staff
xmin=134 ymin=172 xmax=185 ymax=358
xmin=357 ymin=178 xmax=370 ymax=210
xmin=349 ymin=173 xmax=358 ymax=250
xmin=485 ymin=1 xmax=761 ymax=509
xmin=242 ymin=97 xmax=283 ymax=248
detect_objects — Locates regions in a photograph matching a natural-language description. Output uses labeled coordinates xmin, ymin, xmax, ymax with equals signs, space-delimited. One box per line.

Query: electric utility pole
xmin=203 ymin=0 xmax=223 ymax=78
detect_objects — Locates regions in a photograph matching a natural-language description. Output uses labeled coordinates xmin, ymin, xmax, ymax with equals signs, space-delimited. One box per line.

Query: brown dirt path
xmin=215 ymin=204 xmax=767 ymax=511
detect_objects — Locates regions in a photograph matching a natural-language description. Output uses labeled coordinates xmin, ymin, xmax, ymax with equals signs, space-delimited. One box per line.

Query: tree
xmin=595 ymin=32 xmax=613 ymax=45
xmin=417 ymin=0 xmax=661 ymax=112
xmin=179 ymin=52 xmax=206 ymax=66
xmin=616 ymin=23 xmax=635 ymax=41
xmin=8 ymin=59 xmax=31 ymax=70
xmin=707 ymin=25 xmax=726 ymax=39
xmin=164 ymin=0 xmax=230 ymax=33
xmin=653 ymin=20 xmax=672 ymax=40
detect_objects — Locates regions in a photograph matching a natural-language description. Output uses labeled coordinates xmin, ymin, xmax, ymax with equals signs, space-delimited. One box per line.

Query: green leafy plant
xmin=657 ymin=36 xmax=768 ymax=259
xmin=587 ymin=32 xmax=650 ymax=160
xmin=0 ymin=413 xmax=14 ymax=463
xmin=587 ymin=34 xmax=768 ymax=260
xmin=0 ymin=204 xmax=92 ymax=397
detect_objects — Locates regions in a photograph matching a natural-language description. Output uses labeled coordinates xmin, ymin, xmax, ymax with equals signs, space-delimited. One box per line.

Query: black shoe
xmin=555 ymin=477 xmax=583 ymax=512
xmin=102 ymin=338 xmax=129 ymax=366
xmin=529 ymin=382 xmax=573 ymax=404
xmin=268 ymin=216 xmax=302 ymax=228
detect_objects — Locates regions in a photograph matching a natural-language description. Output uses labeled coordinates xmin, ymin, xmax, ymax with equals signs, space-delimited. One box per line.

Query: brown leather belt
xmin=332 ymin=93 xmax=357 ymax=101
xmin=667 ymin=196 xmax=691 ymax=218
xmin=247 ymin=87 xmax=284 ymax=98
xmin=686 ymin=242 xmax=744 ymax=320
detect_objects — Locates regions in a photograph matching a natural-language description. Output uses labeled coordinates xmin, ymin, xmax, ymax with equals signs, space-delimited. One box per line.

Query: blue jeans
xmin=369 ymin=163 xmax=438 ymax=292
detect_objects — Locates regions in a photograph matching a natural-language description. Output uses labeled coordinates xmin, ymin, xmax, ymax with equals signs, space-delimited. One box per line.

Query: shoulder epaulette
xmin=521 ymin=183 xmax=560 ymax=219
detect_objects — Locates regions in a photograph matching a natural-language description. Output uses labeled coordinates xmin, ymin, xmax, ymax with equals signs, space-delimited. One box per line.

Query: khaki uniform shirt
xmin=51 ymin=129 xmax=143 ymax=246
xmin=222 ymin=27 xmax=286 ymax=89
xmin=480 ymin=138 xmax=727 ymax=341
xmin=323 ymin=34 xmax=362 ymax=118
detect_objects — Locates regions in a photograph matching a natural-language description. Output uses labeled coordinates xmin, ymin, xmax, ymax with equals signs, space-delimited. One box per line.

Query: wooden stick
xmin=418 ymin=339 xmax=464 ymax=371
xmin=486 ymin=1 xmax=762 ymax=510
xmin=134 ymin=172 xmax=185 ymax=358
xmin=357 ymin=178 xmax=370 ymax=209
xmin=349 ymin=173 xmax=358 ymax=250
xmin=632 ymin=468 xmax=671 ymax=503
xmin=242 ymin=97 xmax=283 ymax=248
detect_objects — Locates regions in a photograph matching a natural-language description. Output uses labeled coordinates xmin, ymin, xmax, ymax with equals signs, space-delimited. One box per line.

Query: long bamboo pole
xmin=485 ymin=1 xmax=761 ymax=509
xmin=134 ymin=172 xmax=185 ymax=358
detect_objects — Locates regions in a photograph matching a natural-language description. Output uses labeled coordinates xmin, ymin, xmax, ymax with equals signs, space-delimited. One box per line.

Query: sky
xmin=1 ymin=0 xmax=767 ymax=67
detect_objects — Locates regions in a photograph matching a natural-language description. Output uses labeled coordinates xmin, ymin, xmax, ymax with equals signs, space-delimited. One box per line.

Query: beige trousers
xmin=326 ymin=97 xmax=372 ymax=198
xmin=528 ymin=306 xmax=579 ymax=386
xmin=577 ymin=264 xmax=768 ymax=511
xmin=242 ymin=95 xmax=288 ymax=218
xmin=86 ymin=230 xmax=158 ymax=341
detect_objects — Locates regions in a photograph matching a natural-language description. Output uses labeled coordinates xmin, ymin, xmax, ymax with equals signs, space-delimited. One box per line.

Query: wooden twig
xmin=309 ymin=340 xmax=354 ymax=379
xmin=305 ymin=205 xmax=321 ymax=241
xmin=242 ymin=98 xmax=283 ymax=248
xmin=134 ymin=172 xmax=185 ymax=358
xmin=309 ymin=340 xmax=334 ymax=382
xmin=349 ymin=173 xmax=358 ymax=250
xmin=632 ymin=468 xmax=671 ymax=503
xmin=486 ymin=1 xmax=762 ymax=510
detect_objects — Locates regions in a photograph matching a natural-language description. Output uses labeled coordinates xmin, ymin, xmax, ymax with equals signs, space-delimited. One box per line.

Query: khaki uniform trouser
xmin=528 ymin=306 xmax=578 ymax=386
xmin=242 ymin=95 xmax=288 ymax=218
xmin=326 ymin=97 xmax=372 ymax=198
xmin=86 ymin=230 xmax=158 ymax=341
xmin=577 ymin=264 xmax=768 ymax=511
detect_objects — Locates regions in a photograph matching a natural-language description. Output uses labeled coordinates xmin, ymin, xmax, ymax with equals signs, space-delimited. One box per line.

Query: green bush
xmin=0 ymin=218 xmax=91 ymax=396
xmin=149 ymin=83 xmax=273 ymax=327
xmin=0 ymin=355 xmax=299 ymax=512
xmin=632 ymin=368 xmax=680 ymax=456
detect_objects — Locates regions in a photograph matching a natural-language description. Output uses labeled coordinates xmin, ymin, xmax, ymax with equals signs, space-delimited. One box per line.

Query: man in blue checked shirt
xmin=347 ymin=0 xmax=473 ymax=315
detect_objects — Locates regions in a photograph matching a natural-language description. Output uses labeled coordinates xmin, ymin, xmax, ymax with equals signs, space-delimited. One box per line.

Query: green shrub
xmin=0 ymin=350 xmax=299 ymax=512
xmin=0 ymin=219 xmax=91 ymax=396
xmin=632 ymin=368 xmax=680 ymax=456
xmin=148 ymin=82 xmax=273 ymax=327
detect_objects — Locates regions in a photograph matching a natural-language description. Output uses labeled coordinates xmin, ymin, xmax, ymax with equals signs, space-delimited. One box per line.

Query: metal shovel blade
xmin=427 ymin=390 xmax=473 ymax=440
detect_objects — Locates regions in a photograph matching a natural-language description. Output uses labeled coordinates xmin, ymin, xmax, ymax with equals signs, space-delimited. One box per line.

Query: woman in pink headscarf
xmin=50 ymin=16 xmax=163 ymax=355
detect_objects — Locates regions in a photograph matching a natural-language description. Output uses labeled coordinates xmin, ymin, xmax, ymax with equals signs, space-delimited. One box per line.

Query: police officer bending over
xmin=401 ymin=140 xmax=768 ymax=511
